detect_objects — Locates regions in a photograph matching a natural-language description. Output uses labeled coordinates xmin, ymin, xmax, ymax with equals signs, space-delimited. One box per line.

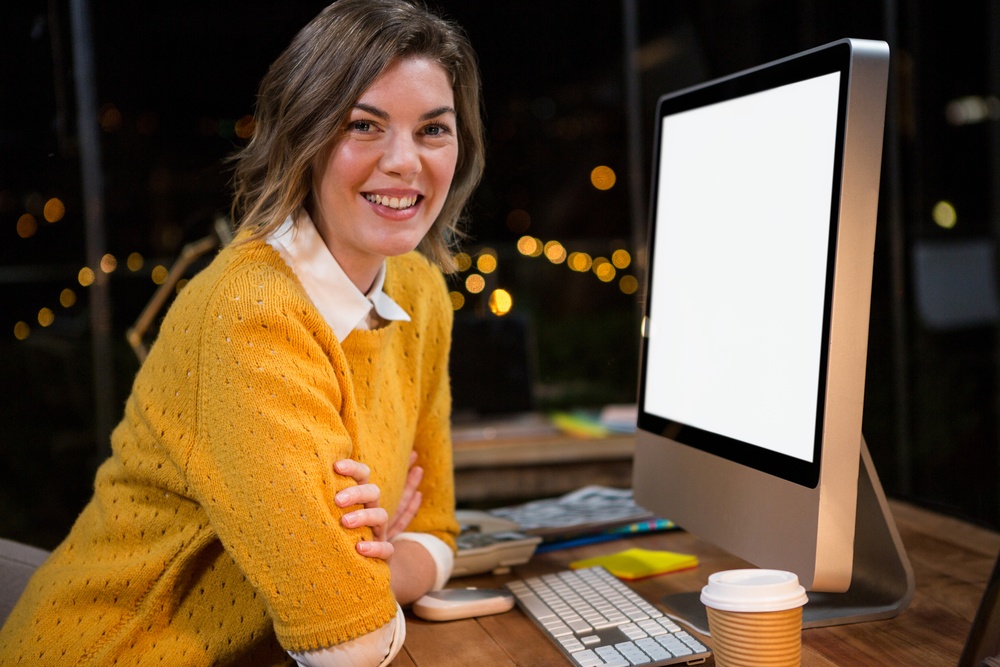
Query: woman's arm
xmin=187 ymin=270 xmax=398 ymax=652
xmin=337 ymin=455 xmax=445 ymax=605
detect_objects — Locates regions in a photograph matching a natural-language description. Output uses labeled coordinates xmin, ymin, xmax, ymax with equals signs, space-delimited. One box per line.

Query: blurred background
xmin=2 ymin=0 xmax=999 ymax=548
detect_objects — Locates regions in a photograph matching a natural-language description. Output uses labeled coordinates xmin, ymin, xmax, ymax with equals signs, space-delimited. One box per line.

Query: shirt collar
xmin=266 ymin=212 xmax=411 ymax=342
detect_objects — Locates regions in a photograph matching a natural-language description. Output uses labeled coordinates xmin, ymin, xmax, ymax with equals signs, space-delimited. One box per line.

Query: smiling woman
xmin=0 ymin=1 xmax=485 ymax=666
xmin=311 ymin=57 xmax=460 ymax=292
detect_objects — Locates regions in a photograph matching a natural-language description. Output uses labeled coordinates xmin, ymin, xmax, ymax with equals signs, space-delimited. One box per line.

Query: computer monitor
xmin=632 ymin=38 xmax=914 ymax=630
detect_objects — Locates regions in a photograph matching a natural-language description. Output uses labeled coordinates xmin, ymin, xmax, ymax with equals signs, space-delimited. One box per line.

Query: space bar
xmin=514 ymin=592 xmax=557 ymax=621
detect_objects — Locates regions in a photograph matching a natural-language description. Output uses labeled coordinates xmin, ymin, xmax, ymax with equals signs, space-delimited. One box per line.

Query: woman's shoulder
xmin=163 ymin=236 xmax=320 ymax=336
xmin=187 ymin=237 xmax=299 ymax=303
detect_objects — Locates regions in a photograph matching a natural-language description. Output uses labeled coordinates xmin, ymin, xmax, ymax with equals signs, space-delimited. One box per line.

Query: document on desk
xmin=488 ymin=486 xmax=663 ymax=539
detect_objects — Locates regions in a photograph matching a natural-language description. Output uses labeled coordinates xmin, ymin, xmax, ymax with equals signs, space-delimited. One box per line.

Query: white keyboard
xmin=506 ymin=566 xmax=711 ymax=666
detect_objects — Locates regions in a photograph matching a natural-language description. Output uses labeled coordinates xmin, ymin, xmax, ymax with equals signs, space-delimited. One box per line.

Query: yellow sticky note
xmin=570 ymin=548 xmax=698 ymax=580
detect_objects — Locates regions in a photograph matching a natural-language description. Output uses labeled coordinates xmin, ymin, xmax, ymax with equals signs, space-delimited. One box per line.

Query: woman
xmin=0 ymin=0 xmax=485 ymax=665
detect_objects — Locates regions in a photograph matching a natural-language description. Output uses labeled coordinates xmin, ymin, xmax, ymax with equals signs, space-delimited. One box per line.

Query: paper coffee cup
xmin=700 ymin=569 xmax=808 ymax=667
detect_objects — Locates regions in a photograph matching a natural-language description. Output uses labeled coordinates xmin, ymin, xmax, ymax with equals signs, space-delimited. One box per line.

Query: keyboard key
xmin=596 ymin=645 xmax=632 ymax=667
xmin=571 ymin=649 xmax=603 ymax=667
xmin=560 ymin=636 xmax=586 ymax=652
xmin=615 ymin=641 xmax=654 ymax=665
xmin=635 ymin=638 xmax=672 ymax=661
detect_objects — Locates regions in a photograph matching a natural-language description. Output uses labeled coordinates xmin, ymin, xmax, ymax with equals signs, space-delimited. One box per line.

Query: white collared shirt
xmin=266 ymin=212 xmax=453 ymax=667
xmin=266 ymin=213 xmax=410 ymax=342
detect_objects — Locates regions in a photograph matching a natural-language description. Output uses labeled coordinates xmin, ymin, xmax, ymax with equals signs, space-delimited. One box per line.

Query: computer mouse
xmin=411 ymin=587 xmax=516 ymax=621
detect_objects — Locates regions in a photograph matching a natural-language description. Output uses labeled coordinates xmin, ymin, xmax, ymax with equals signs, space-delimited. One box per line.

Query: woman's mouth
xmin=363 ymin=193 xmax=420 ymax=210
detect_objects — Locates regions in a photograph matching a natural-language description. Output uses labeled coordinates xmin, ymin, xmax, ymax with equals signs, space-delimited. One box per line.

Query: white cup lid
xmin=700 ymin=569 xmax=808 ymax=613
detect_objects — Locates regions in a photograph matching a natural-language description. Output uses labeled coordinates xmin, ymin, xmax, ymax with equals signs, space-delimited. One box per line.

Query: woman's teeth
xmin=364 ymin=194 xmax=418 ymax=210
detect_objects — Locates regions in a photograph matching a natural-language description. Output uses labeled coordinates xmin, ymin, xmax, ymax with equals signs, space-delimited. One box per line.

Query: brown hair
xmin=229 ymin=0 xmax=485 ymax=271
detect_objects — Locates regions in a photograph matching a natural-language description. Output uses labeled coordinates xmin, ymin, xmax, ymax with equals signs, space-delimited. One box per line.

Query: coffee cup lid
xmin=700 ymin=569 xmax=808 ymax=613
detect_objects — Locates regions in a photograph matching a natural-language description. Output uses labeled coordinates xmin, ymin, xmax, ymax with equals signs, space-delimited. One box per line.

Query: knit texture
xmin=0 ymin=237 xmax=459 ymax=666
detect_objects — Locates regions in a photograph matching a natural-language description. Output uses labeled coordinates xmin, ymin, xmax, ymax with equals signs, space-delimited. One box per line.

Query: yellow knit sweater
xmin=0 ymin=237 xmax=459 ymax=666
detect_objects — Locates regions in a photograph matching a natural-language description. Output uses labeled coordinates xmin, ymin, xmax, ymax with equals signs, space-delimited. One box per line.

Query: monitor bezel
xmin=636 ymin=40 xmax=856 ymax=490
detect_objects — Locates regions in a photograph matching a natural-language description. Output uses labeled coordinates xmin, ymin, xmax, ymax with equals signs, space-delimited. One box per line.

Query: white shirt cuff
xmin=288 ymin=602 xmax=405 ymax=667
xmin=391 ymin=531 xmax=454 ymax=591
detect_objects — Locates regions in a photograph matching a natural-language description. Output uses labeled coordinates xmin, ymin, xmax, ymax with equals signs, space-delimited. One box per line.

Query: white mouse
xmin=411 ymin=587 xmax=516 ymax=621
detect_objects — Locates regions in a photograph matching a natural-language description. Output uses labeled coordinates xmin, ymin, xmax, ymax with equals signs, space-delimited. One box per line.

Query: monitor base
xmin=660 ymin=436 xmax=915 ymax=635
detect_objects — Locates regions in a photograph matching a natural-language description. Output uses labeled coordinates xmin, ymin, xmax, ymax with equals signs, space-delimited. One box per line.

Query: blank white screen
xmin=644 ymin=72 xmax=841 ymax=462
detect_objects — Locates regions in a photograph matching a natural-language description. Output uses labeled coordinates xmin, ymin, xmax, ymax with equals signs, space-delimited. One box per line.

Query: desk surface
xmin=393 ymin=500 xmax=999 ymax=666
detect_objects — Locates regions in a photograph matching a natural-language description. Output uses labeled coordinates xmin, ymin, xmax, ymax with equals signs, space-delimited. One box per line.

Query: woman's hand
xmin=388 ymin=452 xmax=423 ymax=540
xmin=333 ymin=452 xmax=424 ymax=559
xmin=333 ymin=458 xmax=393 ymax=560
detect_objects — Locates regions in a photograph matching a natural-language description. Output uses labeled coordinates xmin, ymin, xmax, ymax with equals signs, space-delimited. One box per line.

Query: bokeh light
xmin=543 ymin=240 xmax=566 ymax=264
xmin=78 ymin=267 xmax=95 ymax=287
xmin=612 ymin=249 xmax=631 ymax=269
xmin=99 ymin=103 xmax=124 ymax=132
xmin=13 ymin=321 xmax=30 ymax=341
xmin=38 ymin=307 xmax=54 ymax=327
xmin=517 ymin=236 xmax=543 ymax=258
xmin=151 ymin=265 xmax=169 ymax=285
xmin=100 ymin=253 xmax=118 ymax=273
xmin=449 ymin=291 xmax=465 ymax=310
xmin=619 ymin=275 xmax=639 ymax=295
xmin=16 ymin=214 xmax=37 ymax=239
xmin=590 ymin=165 xmax=616 ymax=191
xmin=932 ymin=200 xmax=957 ymax=229
xmin=477 ymin=252 xmax=498 ymax=274
xmin=235 ymin=115 xmax=257 ymax=140
xmin=43 ymin=198 xmax=65 ymax=223
xmin=465 ymin=274 xmax=486 ymax=294
xmin=488 ymin=289 xmax=513 ymax=316
xmin=568 ymin=252 xmax=593 ymax=272
xmin=59 ymin=288 xmax=77 ymax=308
xmin=506 ymin=209 xmax=532 ymax=234
xmin=127 ymin=252 xmax=144 ymax=272
xmin=593 ymin=257 xmax=616 ymax=282
xmin=453 ymin=252 xmax=473 ymax=272
xmin=175 ymin=278 xmax=189 ymax=294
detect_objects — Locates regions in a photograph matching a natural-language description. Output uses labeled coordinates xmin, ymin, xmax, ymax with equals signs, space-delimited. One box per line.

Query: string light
xmin=476 ymin=252 xmax=498 ymax=274
xmin=465 ymin=274 xmax=486 ymax=294
xmin=453 ymin=252 xmax=473 ymax=271
xmin=12 ymin=217 xmax=641 ymax=338
xmin=151 ymin=265 xmax=169 ymax=285
xmin=78 ymin=267 xmax=95 ymax=287
xmin=590 ymin=165 xmax=616 ymax=191
xmin=619 ymin=275 xmax=639 ymax=295
xmin=43 ymin=198 xmax=65 ymax=223
xmin=543 ymin=240 xmax=566 ymax=264
xmin=16 ymin=214 xmax=37 ymax=239
xmin=127 ymin=252 xmax=144 ymax=271
xmin=488 ymin=289 xmax=513 ymax=316
xmin=100 ymin=253 xmax=118 ymax=273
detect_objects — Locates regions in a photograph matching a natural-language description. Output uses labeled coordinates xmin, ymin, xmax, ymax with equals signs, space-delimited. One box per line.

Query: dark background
xmin=2 ymin=0 xmax=999 ymax=549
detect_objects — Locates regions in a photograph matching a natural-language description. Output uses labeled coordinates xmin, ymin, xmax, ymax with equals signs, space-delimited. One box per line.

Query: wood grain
xmin=391 ymin=500 xmax=999 ymax=665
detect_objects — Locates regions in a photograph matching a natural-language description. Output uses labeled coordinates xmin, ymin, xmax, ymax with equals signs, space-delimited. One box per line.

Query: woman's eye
xmin=423 ymin=124 xmax=451 ymax=137
xmin=350 ymin=120 xmax=373 ymax=132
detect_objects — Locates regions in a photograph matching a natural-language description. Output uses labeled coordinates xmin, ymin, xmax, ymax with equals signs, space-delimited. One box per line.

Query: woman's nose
xmin=379 ymin=132 xmax=421 ymax=178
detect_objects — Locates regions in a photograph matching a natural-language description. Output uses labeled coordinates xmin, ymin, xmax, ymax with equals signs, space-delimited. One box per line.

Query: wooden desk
xmin=393 ymin=500 xmax=999 ymax=665
xmin=452 ymin=427 xmax=635 ymax=505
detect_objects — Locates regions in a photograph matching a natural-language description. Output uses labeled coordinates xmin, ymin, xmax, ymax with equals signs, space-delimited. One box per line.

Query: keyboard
xmin=506 ymin=566 xmax=711 ymax=666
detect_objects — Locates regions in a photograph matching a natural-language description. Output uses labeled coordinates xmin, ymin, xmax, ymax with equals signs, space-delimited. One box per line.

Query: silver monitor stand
xmin=660 ymin=437 xmax=915 ymax=634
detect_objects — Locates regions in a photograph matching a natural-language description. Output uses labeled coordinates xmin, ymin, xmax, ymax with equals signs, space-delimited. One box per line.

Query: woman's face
xmin=310 ymin=56 xmax=459 ymax=291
